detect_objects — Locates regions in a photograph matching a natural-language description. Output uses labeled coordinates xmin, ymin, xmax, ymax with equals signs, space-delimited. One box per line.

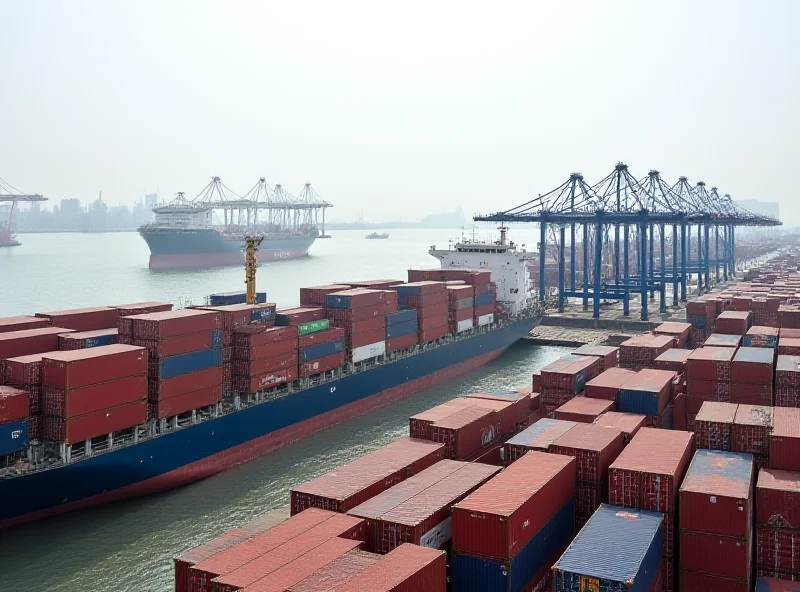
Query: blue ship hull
xmin=0 ymin=316 xmax=539 ymax=528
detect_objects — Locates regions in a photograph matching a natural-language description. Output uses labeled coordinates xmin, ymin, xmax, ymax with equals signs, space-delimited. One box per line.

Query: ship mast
xmin=244 ymin=232 xmax=264 ymax=305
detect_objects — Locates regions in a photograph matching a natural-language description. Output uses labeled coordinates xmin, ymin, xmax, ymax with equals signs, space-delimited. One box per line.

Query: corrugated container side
xmin=332 ymin=543 xmax=447 ymax=592
xmin=680 ymin=530 xmax=752 ymax=579
xmin=41 ymin=344 xmax=147 ymax=389
xmin=156 ymin=348 xmax=222 ymax=380
xmin=0 ymin=420 xmax=28 ymax=455
xmin=0 ymin=386 xmax=29 ymax=423
xmin=504 ymin=419 xmax=577 ymax=462
xmin=42 ymin=375 xmax=147 ymax=417
xmin=679 ymin=571 xmax=750 ymax=592
xmin=756 ymin=528 xmax=800 ymax=572
xmin=549 ymin=424 xmax=625 ymax=484
xmin=755 ymin=576 xmax=800 ymax=591
xmin=756 ymin=468 xmax=800 ymax=529
xmin=0 ymin=315 xmax=51 ymax=334
xmin=149 ymin=367 xmax=223 ymax=400
xmin=770 ymin=407 xmax=800 ymax=471
xmin=284 ymin=549 xmax=381 ymax=592
xmin=150 ymin=386 xmax=222 ymax=419
xmin=43 ymin=400 xmax=147 ymax=444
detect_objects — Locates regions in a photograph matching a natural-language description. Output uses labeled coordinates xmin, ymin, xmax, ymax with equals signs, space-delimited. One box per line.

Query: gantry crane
xmin=0 ymin=177 xmax=47 ymax=247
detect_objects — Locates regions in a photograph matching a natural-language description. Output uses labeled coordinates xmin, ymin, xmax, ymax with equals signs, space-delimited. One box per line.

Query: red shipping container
xmin=35 ymin=306 xmax=119 ymax=331
xmin=532 ymin=370 xmax=542 ymax=392
xmin=3 ymin=353 xmax=45 ymax=386
xmin=326 ymin=305 xmax=394 ymax=324
xmin=299 ymin=353 xmax=344 ymax=377
xmin=401 ymin=292 xmax=449 ymax=309
xmin=687 ymin=378 xmax=732 ymax=401
xmin=333 ymin=316 xmax=385 ymax=336
xmin=353 ymin=461 xmax=499 ymax=554
xmin=236 ymin=339 xmax=297 ymax=362
xmin=619 ymin=334 xmax=674 ymax=367
xmin=680 ymin=530 xmax=752 ymax=579
xmin=782 ymin=329 xmax=800 ymax=340
xmin=653 ymin=348 xmax=693 ymax=374
xmin=779 ymin=338 xmax=800 ymax=355
xmin=695 ymin=401 xmax=738 ymax=450
xmin=276 ymin=307 xmax=327 ymax=324
xmin=0 ymin=385 xmax=28 ymax=422
xmin=58 ymin=328 xmax=119 ymax=350
xmin=679 ymin=571 xmax=749 ymax=592
xmin=732 ymin=347 xmax=775 ymax=385
xmin=290 ymin=438 xmax=445 ymax=515
xmin=347 ymin=328 xmax=385 ymax=349
xmin=43 ymin=400 xmax=147 ymax=443
xmin=757 ymin=468 xmax=800 ymax=529
xmin=198 ymin=304 xmax=273 ymax=330
xmin=300 ymin=285 xmax=350 ymax=306
xmin=458 ymin=397 xmax=518 ymax=435
xmin=131 ymin=309 xmax=222 ymax=340
xmin=417 ymin=302 xmax=448 ymax=320
xmin=324 ymin=288 xmax=389 ymax=309
xmin=42 ymin=375 xmax=146 ymax=417
xmin=150 ymin=367 xmax=223 ymax=400
xmin=235 ymin=366 xmax=298 ymax=393
xmin=112 ymin=301 xmax=173 ymax=316
xmin=504 ymin=418 xmax=577 ymax=462
xmin=757 ymin=528 xmax=800 ymax=573
xmin=716 ymin=310 xmax=752 ymax=335
xmin=451 ymin=451 xmax=575 ymax=560
xmin=687 ymin=347 xmax=735 ymax=381
xmin=234 ymin=354 xmax=298 ymax=377
xmin=150 ymin=386 xmax=222 ymax=419
xmin=233 ymin=325 xmax=298 ymax=348
xmin=776 ymin=355 xmax=800 ymax=388
xmin=654 ymin=321 xmax=692 ymax=348
xmin=593 ymin=411 xmax=646 ymax=444
xmin=473 ymin=304 xmax=494 ymax=317
xmin=679 ymin=449 xmax=754 ymax=537
xmin=0 ymin=315 xmax=50 ymax=334
xmin=619 ymin=369 xmax=676 ymax=415
xmin=385 ymin=333 xmax=418 ymax=353
xmin=343 ymin=280 xmax=404 ymax=290
xmin=609 ymin=427 xmax=694 ymax=514
xmin=673 ymin=392 xmax=688 ymax=431
xmin=733 ymin=404 xmax=773 ymax=456
xmin=554 ymin=395 xmax=615 ymax=423
xmin=541 ymin=356 xmax=602 ymax=393
xmin=704 ymin=333 xmax=743 ymax=348
xmin=282 ymin=549 xmax=380 ymax=592
xmin=41 ymin=344 xmax=147 ymax=389
xmin=430 ymin=406 xmax=501 ymax=459
xmin=572 ymin=344 xmax=619 ymax=370
xmin=410 ymin=399 xmax=471 ymax=439
xmin=731 ymin=381 xmax=772 ymax=405
xmin=585 ymin=367 xmax=637 ymax=400
xmin=418 ymin=325 xmax=448 ymax=342
xmin=446 ymin=308 xmax=472 ymax=323
xmin=771 ymin=407 xmax=800 ymax=471
xmin=0 ymin=326 xmax=74 ymax=359
xmin=298 ymin=327 xmax=346 ymax=349
xmin=133 ymin=330 xmax=217 ymax=358
xmin=549 ymin=424 xmax=624 ymax=484
xmin=466 ymin=391 xmax=531 ymax=428
xmin=333 ymin=543 xmax=446 ymax=592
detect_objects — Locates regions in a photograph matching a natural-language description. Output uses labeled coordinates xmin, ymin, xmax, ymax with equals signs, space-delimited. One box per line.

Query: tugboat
xmin=366 ymin=231 xmax=389 ymax=239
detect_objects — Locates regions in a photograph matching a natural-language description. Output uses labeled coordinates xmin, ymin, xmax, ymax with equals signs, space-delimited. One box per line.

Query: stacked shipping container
xmin=757 ymin=468 xmax=800 ymax=582
xmin=618 ymin=368 xmax=676 ymax=428
xmin=325 ymin=290 xmax=395 ymax=362
xmin=384 ymin=309 xmax=418 ymax=353
xmin=395 ymin=282 xmax=449 ymax=344
xmin=539 ymin=355 xmax=602 ymax=417
xmin=776 ymin=355 xmax=800 ymax=407
xmin=0 ymin=385 xmax=29 ymax=456
xmin=232 ymin=326 xmax=298 ymax=393
xmin=2 ymin=353 xmax=46 ymax=440
xmin=619 ymin=334 xmax=674 ymax=371
xmin=686 ymin=346 xmax=736 ymax=430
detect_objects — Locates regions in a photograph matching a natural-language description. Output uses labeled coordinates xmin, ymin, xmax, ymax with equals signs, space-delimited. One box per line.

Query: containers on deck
xmin=0 ymin=326 xmax=74 ymax=359
xmin=540 ymin=355 xmax=602 ymax=416
xmin=232 ymin=325 xmax=298 ymax=394
xmin=35 ymin=306 xmax=120 ymax=332
xmin=503 ymin=418 xmax=577 ymax=463
xmin=592 ymin=411 xmax=646 ymax=445
xmin=704 ymin=332 xmax=743 ymax=348
xmin=553 ymin=396 xmax=614 ymax=423
xmin=619 ymin=333 xmax=674 ymax=371
xmin=733 ymin=404 xmax=773 ymax=467
xmin=618 ymin=368 xmax=676 ymax=418
xmin=653 ymin=348 xmax=692 ymax=374
xmin=572 ymin=344 xmax=619 ymax=371
xmin=332 ymin=543 xmax=446 ymax=592
xmin=0 ymin=315 xmax=50 ymax=334
xmin=695 ymin=401 xmax=737 ymax=451
xmin=58 ymin=328 xmax=118 ymax=350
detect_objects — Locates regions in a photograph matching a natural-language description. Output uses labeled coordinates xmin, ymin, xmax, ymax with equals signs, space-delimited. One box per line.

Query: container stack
xmin=450 ymin=452 xmax=576 ymax=592
xmin=58 ymin=328 xmax=118 ymax=350
xmin=503 ymin=418 xmax=577 ymax=463
xmin=549 ymin=423 xmax=625 ymax=527
xmin=745 ymin=326 xmax=780 ymax=348
xmin=553 ymin=396 xmax=614 ymax=423
xmin=571 ymin=344 xmax=618 ymax=370
xmin=703 ymin=332 xmax=742 ymax=348
xmin=232 ymin=326 xmax=299 ymax=395
xmin=346 ymin=460 xmax=500 ymax=553
xmin=653 ymin=348 xmax=692 ymax=374
xmin=342 ymin=279 xmax=404 ymax=290
xmin=0 ymin=326 xmax=74 ymax=361
xmin=686 ymin=347 xmax=736 ymax=430
xmin=115 ymin=302 xmax=174 ymax=339
xmin=654 ymin=321 xmax=692 ymax=348
xmin=275 ymin=306 xmax=327 ymax=327
xmin=126 ymin=310 xmax=224 ymax=422
xmin=383 ymin=309 xmax=418 ymax=353
xmin=609 ymin=428 xmax=694 ymax=591
xmin=446 ymin=284 xmax=475 ymax=335
xmin=299 ymin=284 xmax=350 ymax=306
xmin=290 ymin=437 xmax=445 ymax=514
xmin=618 ymin=334 xmax=674 ymax=371
xmin=395 ymin=282 xmax=449 ymax=344
xmin=618 ymin=368 xmax=677 ymax=428
xmin=41 ymin=344 xmax=148 ymax=445
xmin=326 ymin=289 xmax=396 ymax=362
xmin=775 ymin=355 xmax=800 ymax=407
xmin=716 ymin=310 xmax=754 ymax=335
xmin=552 ymin=504 xmax=665 ymax=592
xmin=473 ymin=284 xmax=496 ymax=328
xmin=687 ymin=298 xmax=718 ymax=346
xmin=779 ymin=337 xmax=800 ymax=355
xmin=35 ymin=306 xmax=120 ymax=331
xmin=592 ymin=411 xmax=646 ymax=445
xmin=694 ymin=401 xmax=737 ymax=451
xmin=679 ymin=449 xmax=755 ymax=592
xmin=732 ymin=347 xmax=775 ymax=406
xmin=2 ymin=354 xmax=46 ymax=440
xmin=757 ymin=468 xmax=800 ymax=583
xmin=298 ymin=323 xmax=346 ymax=378
xmin=465 ymin=391 xmax=531 ymax=432
xmin=0 ymin=385 xmax=29 ymax=458
xmin=0 ymin=315 xmax=50 ymax=334
xmin=770 ymin=406 xmax=800 ymax=471
xmin=733 ymin=404 xmax=773 ymax=469
xmin=584 ymin=367 xmax=636 ymax=401
xmin=428 ymin=405 xmax=501 ymax=460
xmin=539 ymin=355 xmax=602 ymax=417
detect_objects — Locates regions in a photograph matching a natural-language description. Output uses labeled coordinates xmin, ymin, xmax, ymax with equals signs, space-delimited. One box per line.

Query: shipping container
xmin=756 ymin=527 xmax=800 ymax=573
xmin=618 ymin=369 xmax=676 ymax=416
xmin=552 ymin=505 xmax=664 ymax=592
xmin=779 ymin=338 xmax=800 ymax=355
xmin=771 ymin=407 xmax=800 ymax=471
xmin=35 ymin=306 xmax=119 ymax=332
xmin=132 ymin=330 xmax=222 ymax=358
xmin=680 ymin=530 xmax=752 ymax=579
xmin=342 ymin=279 xmax=404 ymax=290
xmin=585 ymin=367 xmax=637 ymax=401
xmin=385 ymin=333 xmax=418 ymax=353
xmin=233 ymin=367 xmax=297 ymax=393
xmin=687 ymin=347 xmax=735 ymax=381
xmin=196 ymin=304 xmax=262 ymax=331
xmin=609 ymin=427 xmax=694 ymax=514
xmin=679 ymin=449 xmax=754 ymax=537
xmin=619 ymin=334 xmax=675 ymax=368
xmin=112 ymin=301 xmax=173 ymax=316
xmin=0 ymin=419 xmax=28 ymax=455
xmin=430 ymin=405 xmax=501 ymax=460
xmin=346 ymin=329 xmax=385 ymax=349
xmin=476 ymin=312 xmax=494 ymax=326
xmin=732 ymin=404 xmax=773 ymax=457
xmin=732 ymin=347 xmax=775 ymax=385
xmin=385 ymin=320 xmax=418 ymax=339
xmin=300 ymin=285 xmax=350 ymax=307
xmin=351 ymin=341 xmax=386 ymax=363
xmin=756 ymin=577 xmax=800 ymax=591
xmin=757 ymin=468 xmax=800 ymax=529
xmin=0 ymin=326 xmax=74 ymax=359
xmin=299 ymin=339 xmax=344 ymax=362
xmin=716 ymin=310 xmax=753 ymax=335
xmin=653 ymin=348 xmax=693 ymax=374
xmin=131 ymin=309 xmax=223 ymax=340
xmin=58 ymin=328 xmax=118 ymax=350
xmin=410 ymin=399 xmax=472 ymax=439
xmin=348 ymin=461 xmax=499 ymax=553
xmin=283 ymin=548 xmax=380 ymax=592
xmin=274 ymin=307 xmax=327 ymax=326
xmin=43 ymin=400 xmax=147 ymax=444
xmin=297 ymin=319 xmax=330 ymax=336
xmin=208 ymin=291 xmax=266 ymax=306
xmin=150 ymin=386 xmax=222 ymax=419
xmin=155 ymin=348 xmax=222 ymax=380
xmin=3 ymin=353 xmax=45 ymax=386
xmin=0 ymin=315 xmax=50 ymax=334
xmin=704 ymin=333 xmax=743 ymax=348
xmin=149 ymin=367 xmax=223 ymax=400
xmin=234 ymin=338 xmax=297 ymax=362
xmin=593 ymin=411 xmax=646 ymax=444
xmin=686 ymin=377 xmax=732 ymax=401
xmin=504 ymin=418 xmax=577 ymax=463
xmin=325 ymin=289 xmax=388 ymax=310
xmin=541 ymin=356 xmax=602 ymax=394
xmin=466 ymin=391 xmax=531 ymax=428
xmin=550 ymin=424 xmax=625 ymax=484
xmin=290 ymin=438 xmax=445 ymax=515
xmin=42 ymin=374 xmax=147 ymax=417
xmin=232 ymin=325 xmax=298 ymax=349
xmin=695 ymin=401 xmax=737 ymax=450
xmin=553 ymin=396 xmax=615 ymax=423
xmin=385 ymin=309 xmax=417 ymax=326
xmin=654 ymin=322 xmax=692 ymax=348
xmin=680 ymin=571 xmax=750 ymax=591
xmin=0 ymin=385 xmax=29 ymax=423
xmin=298 ymin=327 xmax=345 ymax=349
xmin=299 ymin=353 xmax=344 ymax=378
xmin=332 ymin=543 xmax=446 ymax=592
xmin=41 ymin=344 xmax=146 ymax=389
xmin=572 ymin=344 xmax=619 ymax=370
xmin=745 ymin=326 xmax=780 ymax=348
xmin=452 ymin=451 xmax=575 ymax=560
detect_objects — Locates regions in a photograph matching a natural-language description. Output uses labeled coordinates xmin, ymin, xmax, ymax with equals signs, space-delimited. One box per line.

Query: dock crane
xmin=244 ymin=232 xmax=265 ymax=305
xmin=0 ymin=177 xmax=47 ymax=247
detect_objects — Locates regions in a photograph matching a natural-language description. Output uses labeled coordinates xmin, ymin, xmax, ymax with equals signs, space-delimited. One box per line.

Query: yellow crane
xmin=244 ymin=232 xmax=264 ymax=305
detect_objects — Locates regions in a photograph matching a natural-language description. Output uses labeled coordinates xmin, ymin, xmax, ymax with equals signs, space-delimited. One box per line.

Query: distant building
xmin=736 ymin=199 xmax=779 ymax=221
xmin=145 ymin=193 xmax=159 ymax=209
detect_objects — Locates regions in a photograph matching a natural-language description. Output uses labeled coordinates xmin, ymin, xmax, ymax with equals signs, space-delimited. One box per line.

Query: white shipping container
xmin=352 ymin=340 xmax=386 ymax=363
xmin=456 ymin=318 xmax=474 ymax=333
xmin=477 ymin=313 xmax=494 ymax=326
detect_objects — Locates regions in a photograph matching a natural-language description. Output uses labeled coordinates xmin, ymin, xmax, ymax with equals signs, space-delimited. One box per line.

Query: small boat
xmin=366 ymin=232 xmax=389 ymax=239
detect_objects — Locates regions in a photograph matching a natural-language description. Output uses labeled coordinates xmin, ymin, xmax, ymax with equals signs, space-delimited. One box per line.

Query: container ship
xmin=138 ymin=177 xmax=331 ymax=269
xmin=0 ymin=230 xmax=542 ymax=529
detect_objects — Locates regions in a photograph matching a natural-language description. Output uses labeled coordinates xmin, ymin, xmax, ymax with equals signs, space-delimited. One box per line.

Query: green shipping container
xmin=298 ymin=319 xmax=330 ymax=335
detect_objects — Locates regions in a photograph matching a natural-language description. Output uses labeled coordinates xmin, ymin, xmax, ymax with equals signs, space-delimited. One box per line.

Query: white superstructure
xmin=428 ymin=227 xmax=538 ymax=315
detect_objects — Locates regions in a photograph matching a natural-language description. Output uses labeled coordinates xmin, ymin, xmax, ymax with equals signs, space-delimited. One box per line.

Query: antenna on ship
xmin=244 ymin=232 xmax=264 ymax=305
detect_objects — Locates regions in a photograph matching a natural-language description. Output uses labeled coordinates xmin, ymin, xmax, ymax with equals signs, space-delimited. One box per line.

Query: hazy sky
xmin=2 ymin=1 xmax=798 ymax=223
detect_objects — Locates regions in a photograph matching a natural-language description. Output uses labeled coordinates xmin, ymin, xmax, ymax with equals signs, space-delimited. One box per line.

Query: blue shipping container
xmin=452 ymin=498 xmax=575 ymax=592
xmin=742 ymin=335 xmax=777 ymax=348
xmin=85 ymin=334 xmax=119 ymax=348
xmin=251 ymin=307 xmax=276 ymax=322
xmin=553 ymin=505 xmax=663 ymax=592
xmin=0 ymin=420 xmax=29 ymax=456
xmin=385 ymin=320 xmax=418 ymax=339
xmin=209 ymin=292 xmax=267 ymax=306
xmin=300 ymin=340 xmax=344 ymax=362
xmin=386 ymin=309 xmax=417 ymax=326
xmin=687 ymin=314 xmax=706 ymax=329
xmin=475 ymin=292 xmax=495 ymax=307
xmin=211 ymin=330 xmax=223 ymax=347
xmin=159 ymin=347 xmax=222 ymax=379
xmin=394 ymin=284 xmax=425 ymax=296
xmin=325 ymin=294 xmax=355 ymax=309
xmin=617 ymin=389 xmax=662 ymax=417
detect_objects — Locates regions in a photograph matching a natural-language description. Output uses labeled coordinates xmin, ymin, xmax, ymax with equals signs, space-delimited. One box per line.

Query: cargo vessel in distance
xmin=0 ymin=229 xmax=542 ymax=529
xmin=138 ymin=177 xmax=331 ymax=269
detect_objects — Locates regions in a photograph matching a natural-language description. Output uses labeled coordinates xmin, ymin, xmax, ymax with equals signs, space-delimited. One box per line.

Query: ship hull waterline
xmin=0 ymin=316 xmax=539 ymax=530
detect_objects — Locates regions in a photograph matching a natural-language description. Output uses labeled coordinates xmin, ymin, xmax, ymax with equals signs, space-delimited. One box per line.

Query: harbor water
xmin=0 ymin=230 xmax=565 ymax=592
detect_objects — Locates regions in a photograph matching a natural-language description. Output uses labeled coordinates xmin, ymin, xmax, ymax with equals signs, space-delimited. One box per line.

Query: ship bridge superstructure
xmin=474 ymin=162 xmax=781 ymax=321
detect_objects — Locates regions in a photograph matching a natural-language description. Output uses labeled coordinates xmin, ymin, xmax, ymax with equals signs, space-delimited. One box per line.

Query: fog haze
xmin=2 ymin=1 xmax=798 ymax=223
